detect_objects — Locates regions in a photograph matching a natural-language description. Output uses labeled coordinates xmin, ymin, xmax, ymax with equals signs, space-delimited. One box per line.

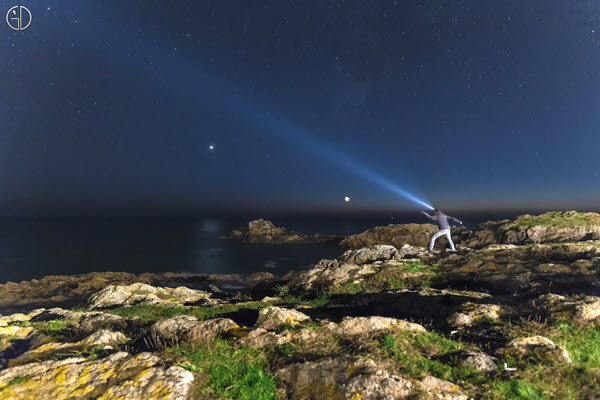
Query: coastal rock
xmin=150 ymin=316 xmax=238 ymax=343
xmin=239 ymin=328 xmax=292 ymax=349
xmin=0 ymin=352 xmax=193 ymax=400
xmin=8 ymin=330 xmax=127 ymax=367
xmin=455 ymin=351 xmax=498 ymax=372
xmin=532 ymin=294 xmax=600 ymax=324
xmin=447 ymin=303 xmax=505 ymax=328
xmin=331 ymin=316 xmax=426 ymax=337
xmin=339 ymin=223 xmax=440 ymax=249
xmin=255 ymin=307 xmax=311 ymax=330
xmin=338 ymin=245 xmax=399 ymax=265
xmin=418 ymin=375 xmax=468 ymax=400
xmin=496 ymin=336 xmax=572 ymax=364
xmin=276 ymin=357 xmax=415 ymax=400
xmin=87 ymin=283 xmax=212 ymax=309
xmin=228 ymin=219 xmax=339 ymax=244
xmin=77 ymin=312 xmax=129 ymax=334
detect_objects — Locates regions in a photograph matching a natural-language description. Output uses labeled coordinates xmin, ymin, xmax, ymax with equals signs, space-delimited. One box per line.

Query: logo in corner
xmin=6 ymin=6 xmax=32 ymax=31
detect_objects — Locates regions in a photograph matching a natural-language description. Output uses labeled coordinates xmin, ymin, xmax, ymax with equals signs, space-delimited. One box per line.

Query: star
xmin=344 ymin=197 xmax=350 ymax=202
xmin=209 ymin=145 xmax=215 ymax=151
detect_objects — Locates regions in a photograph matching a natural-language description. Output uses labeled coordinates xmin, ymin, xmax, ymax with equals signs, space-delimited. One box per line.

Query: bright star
xmin=209 ymin=145 xmax=214 ymax=151
xmin=344 ymin=196 xmax=350 ymax=202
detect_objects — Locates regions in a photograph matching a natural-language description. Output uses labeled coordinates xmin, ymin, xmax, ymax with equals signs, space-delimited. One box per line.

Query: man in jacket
xmin=421 ymin=209 xmax=462 ymax=251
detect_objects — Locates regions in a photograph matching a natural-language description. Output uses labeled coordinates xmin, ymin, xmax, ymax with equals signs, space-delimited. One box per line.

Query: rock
xmin=456 ymin=351 xmax=498 ymax=372
xmin=0 ymin=352 xmax=193 ymax=399
xmin=418 ymin=375 xmax=468 ymax=400
xmin=150 ymin=316 xmax=238 ymax=343
xmin=228 ymin=219 xmax=339 ymax=244
xmin=340 ymin=223 xmax=440 ymax=249
xmin=532 ymin=294 xmax=600 ymax=324
xmin=29 ymin=308 xmax=82 ymax=322
xmin=87 ymin=283 xmax=212 ymax=309
xmin=447 ymin=303 xmax=505 ymax=328
xmin=239 ymin=328 xmax=292 ymax=349
xmin=77 ymin=312 xmax=128 ymax=334
xmin=338 ymin=245 xmax=399 ymax=265
xmin=260 ymin=296 xmax=280 ymax=302
xmin=255 ymin=307 xmax=311 ymax=330
xmin=331 ymin=316 xmax=426 ymax=337
xmin=276 ymin=357 xmax=415 ymax=400
xmin=9 ymin=330 xmax=128 ymax=367
xmin=496 ymin=336 xmax=572 ymax=364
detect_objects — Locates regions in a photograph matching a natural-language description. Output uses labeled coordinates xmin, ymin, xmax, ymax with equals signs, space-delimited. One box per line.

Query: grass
xmin=506 ymin=211 xmax=600 ymax=228
xmin=492 ymin=379 xmax=548 ymax=400
xmin=106 ymin=302 xmax=271 ymax=324
xmin=30 ymin=319 xmax=71 ymax=338
xmin=6 ymin=375 xmax=32 ymax=387
xmin=166 ymin=339 xmax=280 ymax=400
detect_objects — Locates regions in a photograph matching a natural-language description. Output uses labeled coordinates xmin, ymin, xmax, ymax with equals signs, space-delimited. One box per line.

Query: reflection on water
xmin=0 ymin=214 xmax=515 ymax=283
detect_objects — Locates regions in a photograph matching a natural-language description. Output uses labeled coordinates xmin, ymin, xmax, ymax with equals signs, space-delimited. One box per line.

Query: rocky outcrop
xmin=447 ymin=302 xmax=507 ymax=328
xmin=87 ymin=283 xmax=213 ymax=309
xmin=229 ymin=219 xmax=339 ymax=244
xmin=150 ymin=316 xmax=238 ymax=343
xmin=332 ymin=316 xmax=426 ymax=336
xmin=0 ymin=352 xmax=193 ymax=400
xmin=340 ymin=223 xmax=441 ymax=249
xmin=530 ymin=294 xmax=600 ymax=324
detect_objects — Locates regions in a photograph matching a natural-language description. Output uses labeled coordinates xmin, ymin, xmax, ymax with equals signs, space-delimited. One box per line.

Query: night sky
xmin=2 ymin=1 xmax=600 ymax=216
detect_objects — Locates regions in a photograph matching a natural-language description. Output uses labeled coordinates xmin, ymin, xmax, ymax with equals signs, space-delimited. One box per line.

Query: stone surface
xmin=447 ymin=303 xmax=505 ymax=328
xmin=255 ymin=306 xmax=311 ymax=330
xmin=497 ymin=336 xmax=572 ymax=364
xmin=87 ymin=283 xmax=212 ymax=309
xmin=340 ymin=223 xmax=440 ymax=249
xmin=0 ymin=352 xmax=193 ymax=400
xmin=532 ymin=294 xmax=600 ymax=324
xmin=418 ymin=375 xmax=468 ymax=400
xmin=456 ymin=351 xmax=498 ymax=372
xmin=331 ymin=316 xmax=426 ymax=337
xmin=276 ymin=357 xmax=416 ymax=400
xmin=228 ymin=219 xmax=339 ymax=244
xmin=150 ymin=315 xmax=238 ymax=343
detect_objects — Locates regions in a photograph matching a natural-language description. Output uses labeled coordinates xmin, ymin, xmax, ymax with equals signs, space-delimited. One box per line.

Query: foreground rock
xmin=229 ymin=219 xmax=340 ymax=244
xmin=0 ymin=352 xmax=193 ymax=400
xmin=497 ymin=336 xmax=572 ymax=364
xmin=255 ymin=306 xmax=311 ymax=330
xmin=150 ymin=315 xmax=238 ymax=343
xmin=276 ymin=356 xmax=467 ymax=400
xmin=87 ymin=283 xmax=213 ymax=309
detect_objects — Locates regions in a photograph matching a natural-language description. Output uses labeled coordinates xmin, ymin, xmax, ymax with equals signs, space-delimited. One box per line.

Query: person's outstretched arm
xmin=421 ymin=211 xmax=435 ymax=220
xmin=448 ymin=216 xmax=463 ymax=225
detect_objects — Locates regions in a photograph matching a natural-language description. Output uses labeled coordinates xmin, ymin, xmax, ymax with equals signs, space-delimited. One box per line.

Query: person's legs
xmin=429 ymin=230 xmax=445 ymax=251
xmin=444 ymin=230 xmax=456 ymax=251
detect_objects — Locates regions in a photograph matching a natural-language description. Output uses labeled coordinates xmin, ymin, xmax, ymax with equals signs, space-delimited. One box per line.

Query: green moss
xmin=167 ymin=339 xmax=280 ymax=400
xmin=6 ymin=375 xmax=32 ymax=387
xmin=31 ymin=319 xmax=71 ymax=338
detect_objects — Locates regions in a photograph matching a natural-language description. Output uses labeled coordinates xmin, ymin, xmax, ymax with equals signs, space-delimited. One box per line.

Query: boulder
xmin=87 ymin=283 xmax=212 ymax=310
xmin=338 ymin=245 xmax=399 ymax=265
xmin=331 ymin=316 xmax=426 ymax=337
xmin=239 ymin=328 xmax=292 ymax=349
xmin=532 ymin=294 xmax=600 ymax=324
xmin=150 ymin=316 xmax=238 ymax=343
xmin=276 ymin=357 xmax=415 ymax=400
xmin=255 ymin=307 xmax=311 ymax=330
xmin=496 ymin=336 xmax=572 ymax=364
xmin=447 ymin=303 xmax=506 ymax=328
xmin=0 ymin=352 xmax=193 ymax=400
xmin=418 ymin=375 xmax=468 ymax=400
xmin=8 ymin=330 xmax=127 ymax=367
xmin=455 ymin=351 xmax=498 ymax=372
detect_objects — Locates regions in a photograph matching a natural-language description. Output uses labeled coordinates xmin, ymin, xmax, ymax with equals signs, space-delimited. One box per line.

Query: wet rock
xmin=496 ymin=336 xmax=572 ymax=364
xmin=87 ymin=283 xmax=212 ymax=309
xmin=29 ymin=308 xmax=82 ymax=323
xmin=0 ymin=352 xmax=193 ymax=400
xmin=150 ymin=316 xmax=238 ymax=343
xmin=418 ymin=375 xmax=468 ymax=400
xmin=276 ymin=357 xmax=415 ymax=400
xmin=255 ymin=307 xmax=310 ymax=330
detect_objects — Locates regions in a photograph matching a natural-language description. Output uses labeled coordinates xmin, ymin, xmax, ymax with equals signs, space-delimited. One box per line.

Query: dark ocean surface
xmin=0 ymin=213 xmax=519 ymax=283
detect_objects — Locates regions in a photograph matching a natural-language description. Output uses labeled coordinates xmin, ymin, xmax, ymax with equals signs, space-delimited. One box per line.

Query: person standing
xmin=421 ymin=209 xmax=462 ymax=251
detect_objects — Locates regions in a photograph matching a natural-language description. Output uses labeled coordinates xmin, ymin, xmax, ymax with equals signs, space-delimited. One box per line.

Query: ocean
xmin=0 ymin=213 xmax=517 ymax=283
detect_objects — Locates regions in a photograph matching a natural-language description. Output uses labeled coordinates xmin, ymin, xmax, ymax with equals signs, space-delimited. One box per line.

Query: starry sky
xmin=1 ymin=1 xmax=600 ymax=216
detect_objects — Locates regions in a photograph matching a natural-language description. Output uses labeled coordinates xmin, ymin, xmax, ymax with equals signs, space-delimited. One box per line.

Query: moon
xmin=209 ymin=145 xmax=215 ymax=151
xmin=344 ymin=196 xmax=350 ymax=202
